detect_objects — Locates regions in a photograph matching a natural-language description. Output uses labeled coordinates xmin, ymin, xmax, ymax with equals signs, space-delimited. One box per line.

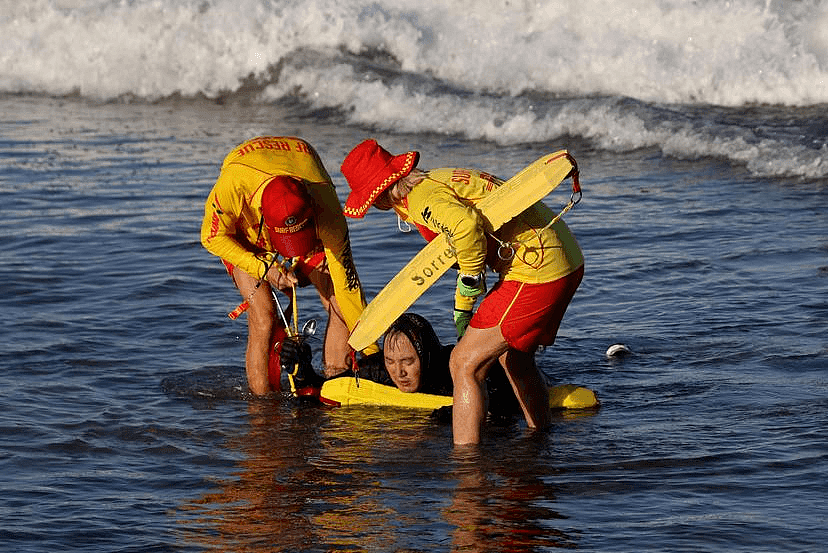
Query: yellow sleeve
xmin=200 ymin=173 xmax=272 ymax=279
xmin=405 ymin=177 xmax=487 ymax=276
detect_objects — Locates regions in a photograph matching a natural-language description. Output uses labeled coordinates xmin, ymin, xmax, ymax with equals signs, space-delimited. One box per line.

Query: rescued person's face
xmin=384 ymin=333 xmax=421 ymax=393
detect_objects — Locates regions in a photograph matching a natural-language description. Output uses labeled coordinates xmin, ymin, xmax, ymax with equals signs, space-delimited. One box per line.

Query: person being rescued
xmin=200 ymin=136 xmax=378 ymax=397
xmin=281 ymin=313 xmax=521 ymax=419
xmin=339 ymin=139 xmax=584 ymax=445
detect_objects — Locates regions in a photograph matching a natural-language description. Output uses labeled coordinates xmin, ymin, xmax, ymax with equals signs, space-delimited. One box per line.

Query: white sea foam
xmin=3 ymin=0 xmax=826 ymax=105
xmin=3 ymin=0 xmax=827 ymax=177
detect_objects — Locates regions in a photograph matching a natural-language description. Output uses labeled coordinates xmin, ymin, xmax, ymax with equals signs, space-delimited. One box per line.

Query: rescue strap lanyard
xmin=272 ymin=285 xmax=300 ymax=395
xmin=393 ymin=156 xmax=582 ymax=262
xmin=487 ymin=162 xmax=582 ymax=261
xmin=227 ymin=254 xmax=294 ymax=320
xmin=228 ymin=213 xmax=294 ymax=320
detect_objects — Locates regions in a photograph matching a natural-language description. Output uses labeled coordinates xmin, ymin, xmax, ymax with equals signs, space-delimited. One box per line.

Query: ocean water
xmin=2 ymin=0 xmax=827 ymax=551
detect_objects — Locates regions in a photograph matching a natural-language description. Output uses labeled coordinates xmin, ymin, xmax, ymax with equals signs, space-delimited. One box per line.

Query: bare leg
xmin=305 ymin=267 xmax=352 ymax=377
xmin=449 ymin=326 xmax=508 ymax=445
xmin=321 ymin=295 xmax=351 ymax=377
xmin=498 ymin=349 xmax=550 ymax=430
xmin=450 ymin=326 xmax=552 ymax=443
xmin=232 ymin=267 xmax=276 ymax=396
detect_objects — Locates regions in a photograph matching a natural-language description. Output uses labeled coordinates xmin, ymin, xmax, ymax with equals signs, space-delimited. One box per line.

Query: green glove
xmin=457 ymin=272 xmax=486 ymax=298
xmin=453 ymin=308 xmax=473 ymax=338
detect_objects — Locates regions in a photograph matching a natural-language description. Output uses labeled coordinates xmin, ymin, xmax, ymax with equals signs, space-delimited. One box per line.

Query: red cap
xmin=261 ymin=176 xmax=319 ymax=258
xmin=340 ymin=139 xmax=419 ymax=218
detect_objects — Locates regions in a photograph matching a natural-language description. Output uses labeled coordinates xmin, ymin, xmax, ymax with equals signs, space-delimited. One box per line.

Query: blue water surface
xmin=0 ymin=94 xmax=826 ymax=552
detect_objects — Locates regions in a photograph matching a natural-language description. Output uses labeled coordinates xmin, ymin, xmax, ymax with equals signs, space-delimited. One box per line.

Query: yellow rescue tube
xmin=320 ymin=377 xmax=599 ymax=410
xmin=547 ymin=384 xmax=600 ymax=410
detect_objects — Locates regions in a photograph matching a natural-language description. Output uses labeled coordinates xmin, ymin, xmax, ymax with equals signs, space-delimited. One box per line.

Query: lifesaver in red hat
xmin=260 ymin=176 xmax=320 ymax=258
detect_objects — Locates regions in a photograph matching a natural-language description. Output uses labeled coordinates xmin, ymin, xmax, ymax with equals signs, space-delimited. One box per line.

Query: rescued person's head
xmin=383 ymin=313 xmax=442 ymax=393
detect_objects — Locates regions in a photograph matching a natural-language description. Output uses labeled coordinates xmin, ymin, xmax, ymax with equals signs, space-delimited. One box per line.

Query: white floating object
xmin=605 ymin=344 xmax=631 ymax=358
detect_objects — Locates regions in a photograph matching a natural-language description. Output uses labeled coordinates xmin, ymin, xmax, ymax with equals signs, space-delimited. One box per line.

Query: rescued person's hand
xmin=279 ymin=337 xmax=310 ymax=374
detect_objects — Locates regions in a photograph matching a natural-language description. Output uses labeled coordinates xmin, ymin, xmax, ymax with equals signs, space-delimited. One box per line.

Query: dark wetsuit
xmin=352 ymin=313 xmax=521 ymax=417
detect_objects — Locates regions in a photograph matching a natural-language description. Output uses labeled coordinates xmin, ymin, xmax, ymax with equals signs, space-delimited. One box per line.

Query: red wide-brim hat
xmin=341 ymin=139 xmax=419 ymax=218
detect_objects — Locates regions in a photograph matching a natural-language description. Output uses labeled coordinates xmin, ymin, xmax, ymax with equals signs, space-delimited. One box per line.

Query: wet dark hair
xmin=383 ymin=313 xmax=449 ymax=394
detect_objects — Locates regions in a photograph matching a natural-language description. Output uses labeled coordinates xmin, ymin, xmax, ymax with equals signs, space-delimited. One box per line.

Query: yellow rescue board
xmin=347 ymin=150 xmax=578 ymax=351
xmin=320 ymin=377 xmax=599 ymax=411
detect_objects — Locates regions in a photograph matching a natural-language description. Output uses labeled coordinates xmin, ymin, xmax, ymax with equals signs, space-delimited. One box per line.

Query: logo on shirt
xmin=421 ymin=206 xmax=432 ymax=223
xmin=340 ymin=230 xmax=360 ymax=291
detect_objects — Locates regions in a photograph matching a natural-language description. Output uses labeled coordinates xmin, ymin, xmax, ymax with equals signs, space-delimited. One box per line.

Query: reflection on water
xmin=173 ymin=400 xmax=591 ymax=551
xmin=446 ymin=447 xmax=578 ymax=552
xmin=3 ymin=93 xmax=827 ymax=553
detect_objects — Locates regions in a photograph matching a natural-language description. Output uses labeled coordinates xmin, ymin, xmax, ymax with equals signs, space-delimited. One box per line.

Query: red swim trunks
xmin=470 ymin=265 xmax=584 ymax=352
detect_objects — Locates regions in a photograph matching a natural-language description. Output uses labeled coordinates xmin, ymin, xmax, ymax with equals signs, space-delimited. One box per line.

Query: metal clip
xmin=497 ymin=244 xmax=515 ymax=260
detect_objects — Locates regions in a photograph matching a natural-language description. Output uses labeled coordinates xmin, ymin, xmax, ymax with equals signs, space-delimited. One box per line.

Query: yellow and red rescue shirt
xmin=394 ymin=168 xmax=584 ymax=309
xmin=200 ymin=136 xmax=373 ymax=345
